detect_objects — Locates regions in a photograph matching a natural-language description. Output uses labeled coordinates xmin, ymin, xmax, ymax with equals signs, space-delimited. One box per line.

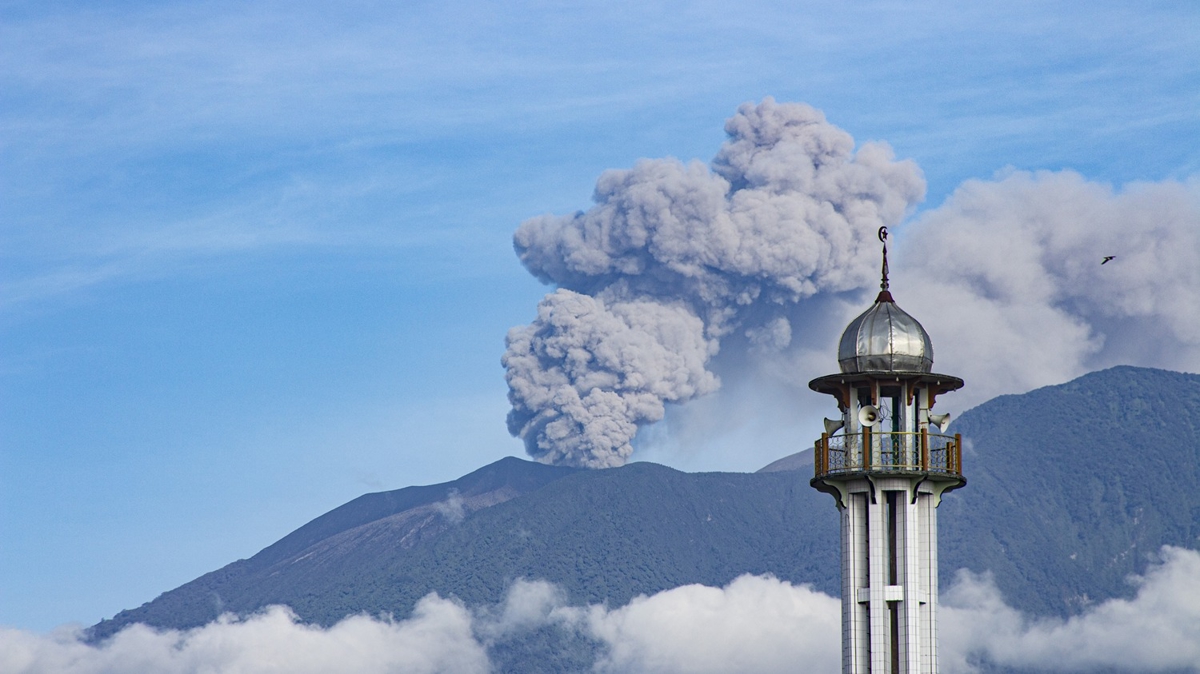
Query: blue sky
xmin=2 ymin=0 xmax=1198 ymax=632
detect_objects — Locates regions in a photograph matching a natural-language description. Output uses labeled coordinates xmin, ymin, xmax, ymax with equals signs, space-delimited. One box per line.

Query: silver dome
xmin=838 ymin=291 xmax=933 ymax=374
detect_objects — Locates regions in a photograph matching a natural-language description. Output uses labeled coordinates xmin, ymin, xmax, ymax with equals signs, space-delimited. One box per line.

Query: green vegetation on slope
xmin=943 ymin=365 xmax=1200 ymax=616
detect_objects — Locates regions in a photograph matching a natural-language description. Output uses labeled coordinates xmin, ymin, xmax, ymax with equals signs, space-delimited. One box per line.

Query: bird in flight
xmin=1101 ymin=256 xmax=1116 ymax=265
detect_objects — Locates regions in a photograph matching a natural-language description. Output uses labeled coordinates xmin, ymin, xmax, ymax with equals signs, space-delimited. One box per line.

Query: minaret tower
xmin=809 ymin=227 xmax=964 ymax=674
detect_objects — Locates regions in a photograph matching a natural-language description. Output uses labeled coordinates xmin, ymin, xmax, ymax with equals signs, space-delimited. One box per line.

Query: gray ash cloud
xmin=504 ymin=98 xmax=925 ymax=468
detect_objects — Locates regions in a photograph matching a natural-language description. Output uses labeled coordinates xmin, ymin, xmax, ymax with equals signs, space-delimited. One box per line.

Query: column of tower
xmin=810 ymin=227 xmax=964 ymax=674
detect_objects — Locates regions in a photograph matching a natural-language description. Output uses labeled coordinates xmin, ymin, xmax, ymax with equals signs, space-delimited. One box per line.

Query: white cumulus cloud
xmin=942 ymin=546 xmax=1200 ymax=672
xmin=569 ymin=574 xmax=840 ymax=674
xmin=0 ymin=595 xmax=488 ymax=674
xmin=7 ymin=548 xmax=1200 ymax=673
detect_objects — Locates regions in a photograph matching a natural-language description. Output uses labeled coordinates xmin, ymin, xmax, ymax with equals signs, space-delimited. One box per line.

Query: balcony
xmin=813 ymin=430 xmax=962 ymax=480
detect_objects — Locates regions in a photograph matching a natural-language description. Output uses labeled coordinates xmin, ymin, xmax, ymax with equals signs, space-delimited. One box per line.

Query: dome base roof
xmin=837 ymin=291 xmax=934 ymax=375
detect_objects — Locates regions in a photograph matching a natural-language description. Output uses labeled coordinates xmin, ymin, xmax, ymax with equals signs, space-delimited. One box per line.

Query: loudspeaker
xmin=928 ymin=412 xmax=951 ymax=433
xmin=858 ymin=405 xmax=880 ymax=428
xmin=823 ymin=417 xmax=845 ymax=435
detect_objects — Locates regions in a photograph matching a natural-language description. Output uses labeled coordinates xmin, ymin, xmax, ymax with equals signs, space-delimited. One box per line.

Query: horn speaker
xmin=858 ymin=405 xmax=880 ymax=428
xmin=823 ymin=417 xmax=845 ymax=435
xmin=928 ymin=412 xmax=951 ymax=433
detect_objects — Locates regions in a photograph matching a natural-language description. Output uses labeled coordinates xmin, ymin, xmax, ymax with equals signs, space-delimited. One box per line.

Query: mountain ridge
xmin=93 ymin=365 xmax=1200 ymax=644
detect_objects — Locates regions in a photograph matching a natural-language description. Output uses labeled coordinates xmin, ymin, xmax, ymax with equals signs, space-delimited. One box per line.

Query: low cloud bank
xmin=569 ymin=575 xmax=840 ymax=674
xmin=941 ymin=546 xmax=1200 ymax=673
xmin=0 ymin=594 xmax=488 ymax=674
xmin=6 ymin=547 xmax=1200 ymax=673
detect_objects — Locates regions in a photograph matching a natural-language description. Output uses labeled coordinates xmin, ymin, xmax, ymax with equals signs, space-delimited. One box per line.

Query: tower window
xmin=880 ymin=386 xmax=901 ymax=434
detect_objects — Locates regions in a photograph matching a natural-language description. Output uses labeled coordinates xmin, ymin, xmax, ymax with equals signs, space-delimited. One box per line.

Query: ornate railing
xmin=813 ymin=430 xmax=962 ymax=479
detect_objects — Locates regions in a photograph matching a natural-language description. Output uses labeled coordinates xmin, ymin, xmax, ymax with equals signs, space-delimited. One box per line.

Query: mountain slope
xmin=940 ymin=365 xmax=1200 ymax=615
xmin=95 ymin=365 xmax=1200 ymax=639
xmin=93 ymin=455 xmax=840 ymax=639
xmin=92 ymin=457 xmax=583 ymax=639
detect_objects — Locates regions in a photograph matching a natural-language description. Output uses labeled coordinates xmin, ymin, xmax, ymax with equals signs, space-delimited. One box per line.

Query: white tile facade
xmin=836 ymin=477 xmax=944 ymax=674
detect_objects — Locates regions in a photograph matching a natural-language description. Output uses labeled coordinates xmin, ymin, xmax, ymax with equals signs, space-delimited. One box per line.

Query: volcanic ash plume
xmin=505 ymin=98 xmax=926 ymax=467
xmin=894 ymin=170 xmax=1200 ymax=409
xmin=503 ymin=291 xmax=719 ymax=468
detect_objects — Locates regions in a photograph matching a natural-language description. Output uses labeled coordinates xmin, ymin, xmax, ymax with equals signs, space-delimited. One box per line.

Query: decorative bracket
xmin=811 ymin=478 xmax=851 ymax=510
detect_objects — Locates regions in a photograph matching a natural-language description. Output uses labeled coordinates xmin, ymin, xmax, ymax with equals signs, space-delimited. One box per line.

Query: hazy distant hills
xmin=94 ymin=365 xmax=1200 ymax=640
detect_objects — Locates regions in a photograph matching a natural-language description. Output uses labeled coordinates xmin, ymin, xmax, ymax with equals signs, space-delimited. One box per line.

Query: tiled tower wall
xmin=839 ymin=478 xmax=941 ymax=674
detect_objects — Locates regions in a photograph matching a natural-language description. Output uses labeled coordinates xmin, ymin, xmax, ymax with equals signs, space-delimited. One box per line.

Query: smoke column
xmin=504 ymin=98 xmax=925 ymax=467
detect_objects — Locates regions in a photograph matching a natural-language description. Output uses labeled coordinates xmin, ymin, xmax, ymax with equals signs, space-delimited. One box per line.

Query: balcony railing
xmin=813 ymin=430 xmax=962 ymax=479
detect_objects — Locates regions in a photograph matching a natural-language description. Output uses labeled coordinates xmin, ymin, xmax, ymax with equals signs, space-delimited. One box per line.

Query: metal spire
xmin=877 ymin=226 xmax=893 ymax=302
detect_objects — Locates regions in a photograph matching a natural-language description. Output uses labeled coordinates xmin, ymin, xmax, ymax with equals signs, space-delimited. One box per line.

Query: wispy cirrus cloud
xmin=3 ymin=1 xmax=1197 ymax=311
